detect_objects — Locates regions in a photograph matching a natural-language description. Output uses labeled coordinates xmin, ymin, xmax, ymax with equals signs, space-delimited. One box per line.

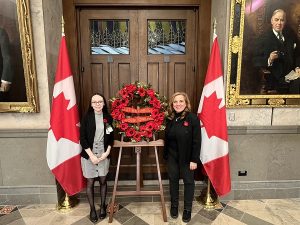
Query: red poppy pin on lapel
xmin=183 ymin=121 xmax=189 ymax=126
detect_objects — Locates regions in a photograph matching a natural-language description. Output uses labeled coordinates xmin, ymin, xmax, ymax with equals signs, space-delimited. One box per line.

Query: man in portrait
xmin=0 ymin=27 xmax=13 ymax=101
xmin=253 ymin=9 xmax=300 ymax=94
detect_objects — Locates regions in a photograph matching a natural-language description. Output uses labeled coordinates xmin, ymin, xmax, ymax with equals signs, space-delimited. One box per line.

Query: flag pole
xmin=56 ymin=179 xmax=79 ymax=212
xmin=202 ymin=18 xmax=220 ymax=209
xmin=200 ymin=177 xmax=220 ymax=209
xmin=57 ymin=193 xmax=79 ymax=212
xmin=198 ymin=18 xmax=224 ymax=209
xmin=55 ymin=16 xmax=79 ymax=212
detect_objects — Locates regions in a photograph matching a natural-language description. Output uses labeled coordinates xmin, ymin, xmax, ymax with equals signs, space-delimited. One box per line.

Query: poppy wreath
xmin=110 ymin=81 xmax=167 ymax=142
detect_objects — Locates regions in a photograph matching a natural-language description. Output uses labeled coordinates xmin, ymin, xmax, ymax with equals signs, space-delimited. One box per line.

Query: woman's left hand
xmin=99 ymin=152 xmax=109 ymax=161
xmin=98 ymin=146 xmax=111 ymax=161
xmin=190 ymin=162 xmax=197 ymax=170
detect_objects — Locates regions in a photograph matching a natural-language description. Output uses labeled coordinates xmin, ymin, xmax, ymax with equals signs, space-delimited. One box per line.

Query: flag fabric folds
xmin=197 ymin=35 xmax=231 ymax=196
xmin=46 ymin=35 xmax=86 ymax=195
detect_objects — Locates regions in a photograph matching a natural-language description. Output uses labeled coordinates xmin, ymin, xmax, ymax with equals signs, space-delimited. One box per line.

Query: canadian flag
xmin=46 ymin=35 xmax=86 ymax=195
xmin=197 ymin=34 xmax=231 ymax=196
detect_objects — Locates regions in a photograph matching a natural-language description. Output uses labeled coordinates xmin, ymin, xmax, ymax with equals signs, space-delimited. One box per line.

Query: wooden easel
xmin=108 ymin=134 xmax=167 ymax=223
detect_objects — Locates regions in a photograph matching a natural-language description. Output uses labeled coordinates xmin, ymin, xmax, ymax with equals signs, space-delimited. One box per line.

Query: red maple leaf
xmin=50 ymin=93 xmax=80 ymax=143
xmin=199 ymin=92 xmax=228 ymax=141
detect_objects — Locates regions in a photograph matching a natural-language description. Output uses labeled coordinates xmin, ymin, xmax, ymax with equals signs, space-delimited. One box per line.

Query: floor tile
xmin=241 ymin=212 xmax=275 ymax=225
xmin=123 ymin=215 xmax=149 ymax=225
xmin=226 ymin=200 xmax=267 ymax=211
xmin=0 ymin=197 xmax=299 ymax=224
xmin=197 ymin=208 xmax=220 ymax=221
xmin=211 ymin=213 xmax=246 ymax=225
xmin=222 ymin=205 xmax=244 ymax=221
xmin=0 ymin=209 xmax=24 ymax=225
xmin=112 ymin=206 xmax=135 ymax=224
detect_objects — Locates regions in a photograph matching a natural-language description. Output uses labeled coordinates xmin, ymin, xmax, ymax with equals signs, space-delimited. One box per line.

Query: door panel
xmin=138 ymin=9 xmax=196 ymax=106
xmin=79 ymin=9 xmax=138 ymax=111
xmin=79 ymin=7 xmax=196 ymax=180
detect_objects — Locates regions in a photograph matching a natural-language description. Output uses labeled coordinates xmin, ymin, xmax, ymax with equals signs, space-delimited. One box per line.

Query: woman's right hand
xmin=90 ymin=154 xmax=100 ymax=164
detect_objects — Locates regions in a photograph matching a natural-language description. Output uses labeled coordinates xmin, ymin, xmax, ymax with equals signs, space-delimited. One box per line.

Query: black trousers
xmin=167 ymin=154 xmax=195 ymax=211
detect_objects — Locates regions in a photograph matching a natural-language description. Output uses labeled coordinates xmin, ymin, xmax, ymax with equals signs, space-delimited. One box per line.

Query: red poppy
xmin=140 ymin=130 xmax=152 ymax=138
xmin=145 ymin=130 xmax=153 ymax=138
xmin=125 ymin=128 xmax=136 ymax=137
xmin=138 ymin=88 xmax=146 ymax=97
xmin=103 ymin=118 xmax=108 ymax=123
xmin=120 ymin=123 xmax=128 ymax=131
xmin=126 ymin=84 xmax=137 ymax=93
xmin=145 ymin=122 xmax=154 ymax=131
xmin=139 ymin=125 xmax=146 ymax=131
xmin=111 ymin=110 xmax=119 ymax=119
xmin=147 ymin=89 xmax=155 ymax=97
xmin=112 ymin=99 xmax=122 ymax=109
xmin=119 ymin=88 xmax=128 ymax=98
xmin=183 ymin=121 xmax=189 ymax=127
xmin=133 ymin=132 xmax=142 ymax=142
xmin=157 ymin=113 xmax=165 ymax=122
xmin=151 ymin=99 xmax=161 ymax=109
xmin=120 ymin=98 xmax=129 ymax=106
xmin=117 ymin=112 xmax=125 ymax=120
xmin=151 ymin=109 xmax=160 ymax=118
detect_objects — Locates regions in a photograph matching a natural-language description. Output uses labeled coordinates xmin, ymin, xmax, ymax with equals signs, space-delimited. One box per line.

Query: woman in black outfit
xmin=80 ymin=93 xmax=114 ymax=223
xmin=164 ymin=92 xmax=201 ymax=222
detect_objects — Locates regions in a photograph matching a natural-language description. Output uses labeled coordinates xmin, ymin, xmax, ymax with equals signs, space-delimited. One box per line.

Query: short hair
xmin=167 ymin=92 xmax=191 ymax=120
xmin=271 ymin=9 xmax=286 ymax=20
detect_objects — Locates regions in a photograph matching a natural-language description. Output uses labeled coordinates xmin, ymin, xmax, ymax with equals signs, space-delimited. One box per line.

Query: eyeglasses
xmin=91 ymin=101 xmax=104 ymax=104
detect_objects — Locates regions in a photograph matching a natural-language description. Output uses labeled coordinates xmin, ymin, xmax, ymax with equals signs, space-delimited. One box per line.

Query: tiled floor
xmin=1 ymin=197 xmax=300 ymax=224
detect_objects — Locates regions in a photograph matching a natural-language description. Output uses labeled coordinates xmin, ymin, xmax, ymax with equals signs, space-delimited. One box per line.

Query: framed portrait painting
xmin=227 ymin=0 xmax=300 ymax=107
xmin=0 ymin=0 xmax=39 ymax=112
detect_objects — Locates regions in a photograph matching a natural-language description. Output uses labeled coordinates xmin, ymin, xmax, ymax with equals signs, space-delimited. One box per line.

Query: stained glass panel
xmin=90 ymin=20 xmax=129 ymax=54
xmin=148 ymin=20 xmax=186 ymax=55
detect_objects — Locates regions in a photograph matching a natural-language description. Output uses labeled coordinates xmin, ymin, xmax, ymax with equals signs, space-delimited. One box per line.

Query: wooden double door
xmin=78 ymin=7 xmax=198 ymax=179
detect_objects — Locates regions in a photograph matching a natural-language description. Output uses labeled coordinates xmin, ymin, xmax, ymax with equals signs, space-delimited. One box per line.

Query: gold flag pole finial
xmin=213 ymin=18 xmax=217 ymax=36
xmin=62 ymin=16 xmax=65 ymax=36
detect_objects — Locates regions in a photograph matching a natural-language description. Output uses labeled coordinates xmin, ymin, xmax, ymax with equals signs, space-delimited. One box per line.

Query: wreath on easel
xmin=110 ymin=81 xmax=167 ymax=142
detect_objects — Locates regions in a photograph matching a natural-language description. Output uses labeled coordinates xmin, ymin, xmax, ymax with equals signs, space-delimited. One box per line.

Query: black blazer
xmin=163 ymin=112 xmax=201 ymax=165
xmin=253 ymin=29 xmax=300 ymax=83
xmin=80 ymin=111 xmax=114 ymax=159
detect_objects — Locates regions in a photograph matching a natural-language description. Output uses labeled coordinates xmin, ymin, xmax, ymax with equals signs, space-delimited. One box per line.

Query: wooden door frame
xmin=62 ymin=0 xmax=211 ymax=115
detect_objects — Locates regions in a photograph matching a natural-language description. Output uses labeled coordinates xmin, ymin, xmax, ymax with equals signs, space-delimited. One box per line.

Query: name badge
xmin=106 ymin=126 xmax=113 ymax=134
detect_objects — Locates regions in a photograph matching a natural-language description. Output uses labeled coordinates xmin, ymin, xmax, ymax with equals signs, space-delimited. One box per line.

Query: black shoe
xmin=170 ymin=206 xmax=178 ymax=219
xmin=99 ymin=205 xmax=107 ymax=219
xmin=182 ymin=209 xmax=191 ymax=223
xmin=89 ymin=208 xmax=98 ymax=223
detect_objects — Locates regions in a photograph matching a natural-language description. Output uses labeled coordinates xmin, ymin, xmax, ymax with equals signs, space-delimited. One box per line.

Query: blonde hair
xmin=167 ymin=92 xmax=191 ymax=120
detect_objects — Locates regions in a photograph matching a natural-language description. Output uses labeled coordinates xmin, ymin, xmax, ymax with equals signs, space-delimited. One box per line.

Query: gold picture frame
xmin=0 ymin=0 xmax=39 ymax=112
xmin=226 ymin=0 xmax=300 ymax=107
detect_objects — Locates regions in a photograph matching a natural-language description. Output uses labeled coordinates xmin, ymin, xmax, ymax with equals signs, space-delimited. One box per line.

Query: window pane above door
xmin=148 ymin=20 xmax=186 ymax=55
xmin=90 ymin=20 xmax=129 ymax=54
